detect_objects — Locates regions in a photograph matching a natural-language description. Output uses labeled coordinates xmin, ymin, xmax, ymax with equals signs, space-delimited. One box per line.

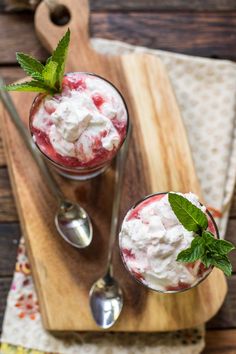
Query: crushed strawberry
xmin=44 ymin=105 xmax=56 ymax=115
xmin=207 ymin=218 xmax=216 ymax=234
xmin=92 ymin=94 xmax=105 ymax=108
xmin=186 ymin=262 xmax=195 ymax=270
xmin=122 ymin=248 xmax=135 ymax=260
xmin=166 ymin=281 xmax=190 ymax=291
xmin=132 ymin=270 xmax=144 ymax=282
xmin=197 ymin=262 xmax=209 ymax=277
xmin=62 ymin=76 xmax=86 ymax=90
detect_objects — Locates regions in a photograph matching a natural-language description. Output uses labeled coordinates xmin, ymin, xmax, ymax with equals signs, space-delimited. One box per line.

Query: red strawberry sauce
xmin=127 ymin=194 xmax=164 ymax=221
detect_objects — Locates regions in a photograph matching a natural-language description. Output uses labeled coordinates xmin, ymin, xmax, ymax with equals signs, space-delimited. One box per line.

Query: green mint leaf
xmin=176 ymin=247 xmax=195 ymax=262
xmin=191 ymin=236 xmax=205 ymax=258
xmin=191 ymin=235 xmax=205 ymax=248
xmin=213 ymin=239 xmax=235 ymax=255
xmin=42 ymin=60 xmax=58 ymax=88
xmin=51 ymin=28 xmax=70 ymax=90
xmin=16 ymin=52 xmax=44 ymax=76
xmin=202 ymin=230 xmax=215 ymax=238
xmin=209 ymin=255 xmax=232 ymax=276
xmin=176 ymin=236 xmax=205 ymax=263
xmin=31 ymin=72 xmax=45 ymax=82
xmin=202 ymin=231 xmax=215 ymax=246
xmin=201 ymin=254 xmax=213 ymax=268
xmin=45 ymin=56 xmax=52 ymax=65
xmin=4 ymin=81 xmax=54 ymax=93
xmin=169 ymin=194 xmax=235 ymax=274
xmin=203 ymin=231 xmax=235 ymax=255
xmin=168 ymin=193 xmax=208 ymax=233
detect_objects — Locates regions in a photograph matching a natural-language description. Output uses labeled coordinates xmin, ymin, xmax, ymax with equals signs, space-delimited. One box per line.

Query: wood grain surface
xmin=91 ymin=0 xmax=236 ymax=11
xmin=0 ymin=0 xmax=236 ymax=12
xmin=3 ymin=0 xmax=236 ymax=12
xmin=0 ymin=0 xmax=227 ymax=332
xmin=0 ymin=0 xmax=236 ymax=351
xmin=205 ymin=329 xmax=236 ymax=354
xmin=3 ymin=12 xmax=236 ymax=63
xmin=0 ymin=169 xmax=17 ymax=221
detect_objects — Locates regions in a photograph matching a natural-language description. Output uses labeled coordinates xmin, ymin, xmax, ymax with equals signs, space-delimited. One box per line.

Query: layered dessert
xmin=119 ymin=192 xmax=217 ymax=292
xmin=29 ymin=72 xmax=128 ymax=179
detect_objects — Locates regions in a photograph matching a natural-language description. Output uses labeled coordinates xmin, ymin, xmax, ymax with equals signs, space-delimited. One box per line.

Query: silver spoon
xmin=89 ymin=124 xmax=131 ymax=328
xmin=0 ymin=79 xmax=93 ymax=249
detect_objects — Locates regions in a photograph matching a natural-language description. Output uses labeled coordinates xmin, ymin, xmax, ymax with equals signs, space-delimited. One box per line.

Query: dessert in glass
xmin=119 ymin=192 xmax=219 ymax=293
xmin=29 ymin=72 xmax=129 ymax=180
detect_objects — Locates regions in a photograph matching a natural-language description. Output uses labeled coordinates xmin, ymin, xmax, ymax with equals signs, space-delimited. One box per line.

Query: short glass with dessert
xmin=119 ymin=192 xmax=235 ymax=293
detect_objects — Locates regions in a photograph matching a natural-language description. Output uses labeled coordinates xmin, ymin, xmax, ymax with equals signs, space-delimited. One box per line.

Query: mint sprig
xmin=168 ymin=192 xmax=208 ymax=232
xmin=16 ymin=52 xmax=44 ymax=77
xmin=168 ymin=193 xmax=235 ymax=276
xmin=4 ymin=81 xmax=52 ymax=93
xmin=50 ymin=29 xmax=70 ymax=91
xmin=3 ymin=29 xmax=70 ymax=95
xmin=176 ymin=236 xmax=205 ymax=263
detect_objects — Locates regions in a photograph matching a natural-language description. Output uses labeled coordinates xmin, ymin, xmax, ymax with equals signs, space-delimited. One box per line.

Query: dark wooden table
xmin=1 ymin=1 xmax=236 ymax=352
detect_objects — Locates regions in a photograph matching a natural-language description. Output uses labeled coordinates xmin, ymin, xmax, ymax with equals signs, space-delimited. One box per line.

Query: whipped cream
xmin=119 ymin=192 xmax=210 ymax=292
xmin=32 ymin=73 xmax=127 ymax=164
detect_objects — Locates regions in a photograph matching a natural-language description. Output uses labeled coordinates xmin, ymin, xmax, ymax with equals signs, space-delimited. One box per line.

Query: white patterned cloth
xmin=1 ymin=39 xmax=236 ymax=354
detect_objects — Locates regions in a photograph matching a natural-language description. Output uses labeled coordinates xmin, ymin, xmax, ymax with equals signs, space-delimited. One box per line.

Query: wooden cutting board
xmin=0 ymin=0 xmax=227 ymax=331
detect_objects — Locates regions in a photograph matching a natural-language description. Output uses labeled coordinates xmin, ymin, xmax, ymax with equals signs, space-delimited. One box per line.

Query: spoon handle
xmin=0 ymin=78 xmax=64 ymax=202
xmin=107 ymin=123 xmax=132 ymax=274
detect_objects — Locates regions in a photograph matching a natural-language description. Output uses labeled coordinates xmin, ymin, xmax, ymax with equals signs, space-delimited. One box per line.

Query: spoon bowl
xmin=56 ymin=201 xmax=93 ymax=248
xmin=89 ymin=275 xmax=123 ymax=328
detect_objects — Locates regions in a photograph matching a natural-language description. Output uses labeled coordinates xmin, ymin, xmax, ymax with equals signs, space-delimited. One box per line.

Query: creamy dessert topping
xmin=31 ymin=73 xmax=127 ymax=167
xmin=119 ymin=192 xmax=212 ymax=292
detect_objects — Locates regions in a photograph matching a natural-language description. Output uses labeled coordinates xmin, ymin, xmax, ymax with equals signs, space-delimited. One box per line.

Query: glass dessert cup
xmin=29 ymin=72 xmax=129 ymax=180
xmin=119 ymin=192 xmax=219 ymax=294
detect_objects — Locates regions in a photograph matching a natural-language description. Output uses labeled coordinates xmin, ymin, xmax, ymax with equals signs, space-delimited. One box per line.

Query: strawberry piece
xmin=197 ymin=262 xmax=209 ymax=277
xmin=122 ymin=248 xmax=135 ymax=260
xmin=92 ymin=94 xmax=105 ymax=108
xmin=62 ymin=76 xmax=86 ymax=90
xmin=208 ymin=218 xmax=216 ymax=234
xmin=166 ymin=281 xmax=190 ymax=291
xmin=132 ymin=270 xmax=145 ymax=282
xmin=186 ymin=262 xmax=195 ymax=270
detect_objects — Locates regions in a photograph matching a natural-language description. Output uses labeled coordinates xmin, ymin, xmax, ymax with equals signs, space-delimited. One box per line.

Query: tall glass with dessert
xmin=5 ymin=29 xmax=129 ymax=180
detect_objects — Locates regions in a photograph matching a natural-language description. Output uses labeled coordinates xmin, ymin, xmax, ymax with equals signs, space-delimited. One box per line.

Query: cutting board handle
xmin=35 ymin=0 xmax=94 ymax=69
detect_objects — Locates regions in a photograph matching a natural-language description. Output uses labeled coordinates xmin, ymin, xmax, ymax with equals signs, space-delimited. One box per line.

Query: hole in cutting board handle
xmin=50 ymin=5 xmax=71 ymax=26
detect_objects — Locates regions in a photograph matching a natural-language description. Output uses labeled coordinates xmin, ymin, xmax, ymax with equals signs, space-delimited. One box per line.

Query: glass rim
xmin=29 ymin=71 xmax=130 ymax=171
xmin=119 ymin=191 xmax=219 ymax=294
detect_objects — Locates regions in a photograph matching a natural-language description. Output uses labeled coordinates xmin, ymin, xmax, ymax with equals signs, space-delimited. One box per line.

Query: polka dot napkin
xmin=1 ymin=38 xmax=236 ymax=354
